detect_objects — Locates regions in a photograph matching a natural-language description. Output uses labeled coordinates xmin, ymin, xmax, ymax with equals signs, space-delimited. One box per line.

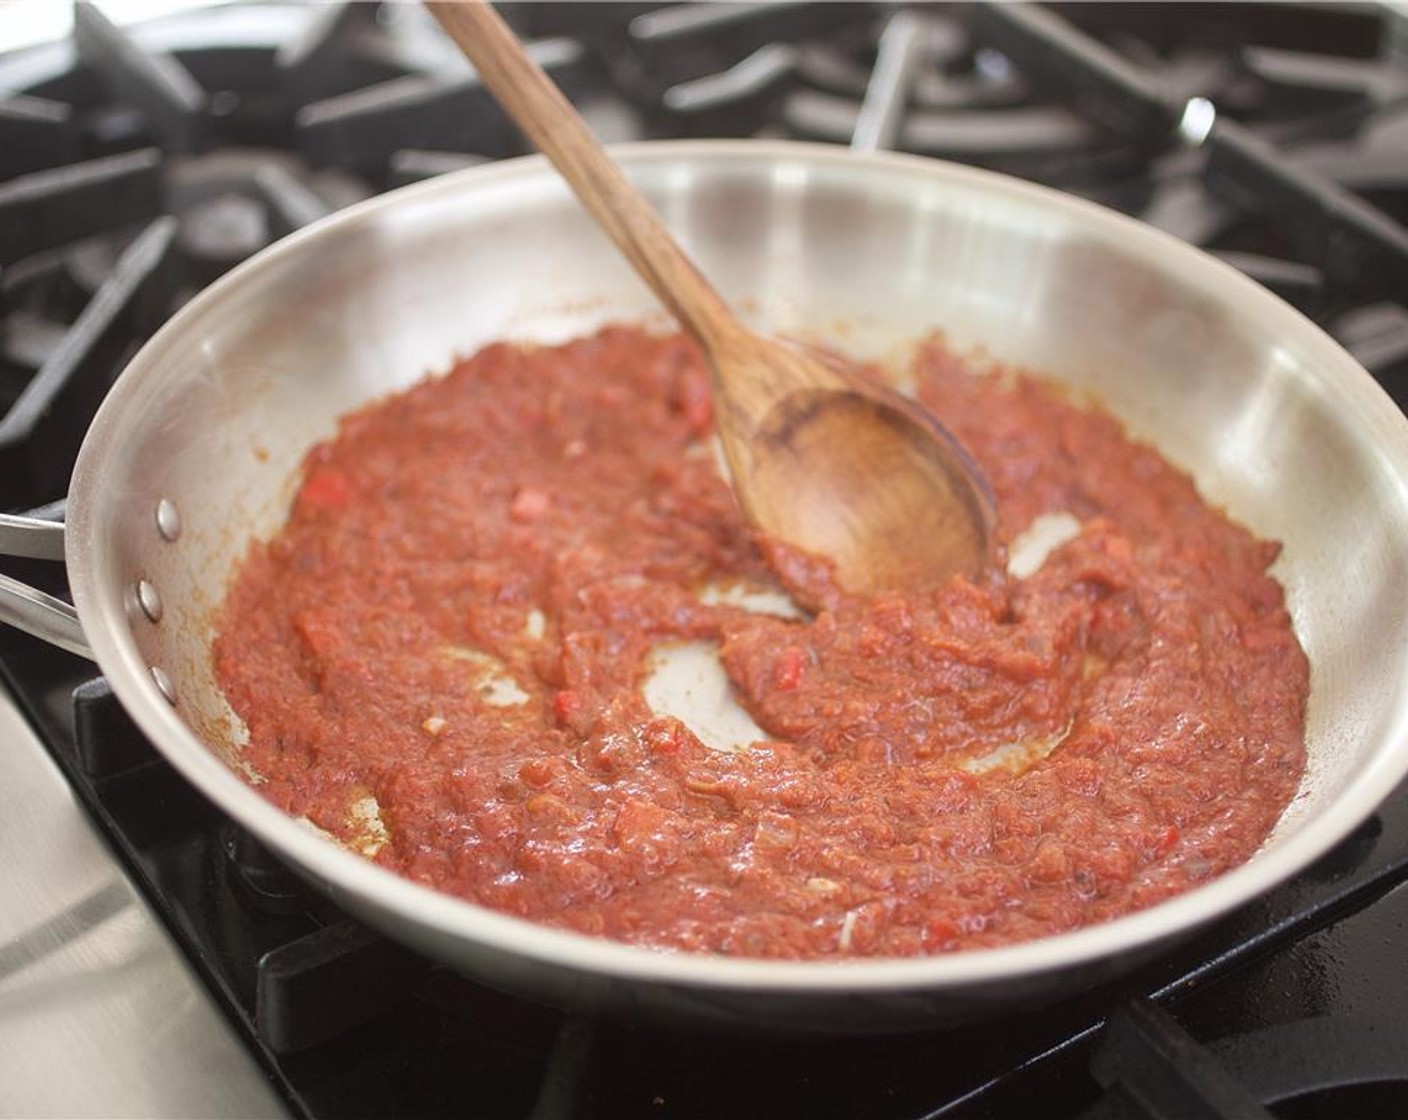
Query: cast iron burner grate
xmin=3 ymin=4 xmax=1408 ymax=1119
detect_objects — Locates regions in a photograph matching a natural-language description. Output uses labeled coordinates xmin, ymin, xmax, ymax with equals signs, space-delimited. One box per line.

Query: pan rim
xmin=65 ymin=138 xmax=1408 ymax=995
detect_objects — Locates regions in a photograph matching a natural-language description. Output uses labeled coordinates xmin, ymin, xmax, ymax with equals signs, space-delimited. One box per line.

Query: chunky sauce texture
xmin=213 ymin=327 xmax=1308 ymax=958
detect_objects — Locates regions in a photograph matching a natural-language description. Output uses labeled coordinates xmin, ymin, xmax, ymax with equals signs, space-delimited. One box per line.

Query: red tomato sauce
xmin=213 ymin=327 xmax=1308 ymax=958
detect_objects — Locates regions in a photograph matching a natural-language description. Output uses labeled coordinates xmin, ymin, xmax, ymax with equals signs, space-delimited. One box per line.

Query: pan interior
xmin=67 ymin=143 xmax=1408 ymax=995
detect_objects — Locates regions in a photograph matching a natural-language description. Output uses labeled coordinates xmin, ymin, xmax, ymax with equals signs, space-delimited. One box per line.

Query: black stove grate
xmin=3 ymin=4 xmax=1408 ymax=1118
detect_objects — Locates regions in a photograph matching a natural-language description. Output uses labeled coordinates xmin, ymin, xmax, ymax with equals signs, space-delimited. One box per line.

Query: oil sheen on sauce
xmin=213 ymin=327 xmax=1308 ymax=959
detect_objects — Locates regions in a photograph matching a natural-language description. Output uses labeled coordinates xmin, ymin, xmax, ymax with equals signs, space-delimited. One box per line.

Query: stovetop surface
xmin=3 ymin=3 xmax=1408 ymax=1118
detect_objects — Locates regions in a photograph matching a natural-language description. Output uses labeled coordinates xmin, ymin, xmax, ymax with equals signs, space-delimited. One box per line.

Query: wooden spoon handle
xmin=427 ymin=1 xmax=742 ymax=351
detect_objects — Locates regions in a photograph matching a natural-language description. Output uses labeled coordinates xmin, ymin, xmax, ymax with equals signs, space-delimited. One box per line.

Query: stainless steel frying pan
xmin=4 ymin=141 xmax=1408 ymax=1032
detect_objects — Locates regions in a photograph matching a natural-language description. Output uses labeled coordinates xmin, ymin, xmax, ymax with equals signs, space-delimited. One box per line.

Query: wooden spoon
xmin=427 ymin=1 xmax=996 ymax=593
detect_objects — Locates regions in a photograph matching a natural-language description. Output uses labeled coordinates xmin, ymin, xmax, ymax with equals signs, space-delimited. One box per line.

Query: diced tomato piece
xmin=292 ymin=608 xmax=345 ymax=661
xmin=553 ymin=688 xmax=583 ymax=725
xmin=510 ymin=486 xmax=551 ymax=523
xmin=518 ymin=757 xmax=555 ymax=788
xmin=299 ymin=468 xmax=353 ymax=510
xmin=646 ymin=722 xmax=681 ymax=755
xmin=771 ymin=646 xmax=808 ymax=691
xmin=921 ymin=917 xmax=960 ymax=953
xmin=675 ymin=371 xmax=713 ymax=435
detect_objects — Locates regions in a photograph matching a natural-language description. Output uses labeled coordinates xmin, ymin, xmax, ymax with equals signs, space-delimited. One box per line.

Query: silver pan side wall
xmin=61 ymin=142 xmax=1408 ymax=1028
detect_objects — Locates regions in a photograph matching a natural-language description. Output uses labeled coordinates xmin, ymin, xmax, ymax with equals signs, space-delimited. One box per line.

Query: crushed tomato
xmin=212 ymin=327 xmax=1308 ymax=959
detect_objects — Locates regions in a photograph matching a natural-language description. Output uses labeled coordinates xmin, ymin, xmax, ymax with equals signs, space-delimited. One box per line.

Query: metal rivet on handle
xmin=150 ymin=666 xmax=176 ymax=705
xmin=136 ymin=579 xmax=163 ymax=623
xmin=155 ymin=498 xmax=182 ymax=542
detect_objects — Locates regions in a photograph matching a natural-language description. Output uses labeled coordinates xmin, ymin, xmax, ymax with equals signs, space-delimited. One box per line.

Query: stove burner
xmin=0 ymin=213 xmax=176 ymax=507
xmin=0 ymin=147 xmax=163 ymax=266
xmin=296 ymin=34 xmax=586 ymax=171
xmin=3 ymin=4 xmax=1408 ymax=1118
xmin=0 ymin=92 xmax=73 ymax=176
xmin=970 ymin=2 xmax=1408 ymax=300
xmin=1075 ymin=997 xmax=1408 ymax=1119
xmin=1088 ymin=998 xmax=1277 ymax=1119
xmin=72 ymin=1 xmax=208 ymax=152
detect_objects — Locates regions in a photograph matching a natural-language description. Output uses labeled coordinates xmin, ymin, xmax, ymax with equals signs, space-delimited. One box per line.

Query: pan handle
xmin=0 ymin=514 xmax=95 ymax=661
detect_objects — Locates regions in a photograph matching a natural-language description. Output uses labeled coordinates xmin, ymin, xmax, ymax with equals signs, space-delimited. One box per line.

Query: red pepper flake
xmin=1154 ymin=824 xmax=1180 ymax=857
xmin=299 ymin=467 xmax=354 ymax=511
xmin=771 ymin=645 xmax=808 ymax=691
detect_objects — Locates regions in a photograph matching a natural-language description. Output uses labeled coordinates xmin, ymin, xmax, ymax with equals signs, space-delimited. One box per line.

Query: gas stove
xmin=2 ymin=3 xmax=1408 ymax=1118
